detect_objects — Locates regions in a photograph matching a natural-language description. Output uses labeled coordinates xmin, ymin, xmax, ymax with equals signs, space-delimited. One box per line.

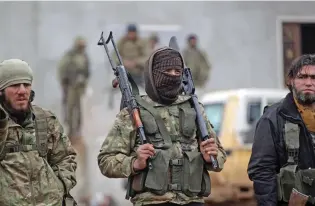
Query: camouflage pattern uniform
xmin=98 ymin=48 xmax=226 ymax=206
xmin=114 ymin=24 xmax=147 ymax=87
xmin=58 ymin=36 xmax=90 ymax=139
xmin=182 ymin=34 xmax=211 ymax=89
xmin=0 ymin=59 xmax=77 ymax=206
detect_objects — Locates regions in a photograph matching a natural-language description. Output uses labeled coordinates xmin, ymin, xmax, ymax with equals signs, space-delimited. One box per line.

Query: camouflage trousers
xmin=62 ymin=85 xmax=85 ymax=140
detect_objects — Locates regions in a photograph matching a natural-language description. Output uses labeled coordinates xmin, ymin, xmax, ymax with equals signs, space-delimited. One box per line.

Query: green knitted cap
xmin=0 ymin=59 xmax=33 ymax=90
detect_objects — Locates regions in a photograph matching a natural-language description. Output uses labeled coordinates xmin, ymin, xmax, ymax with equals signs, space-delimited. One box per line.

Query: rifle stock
xmin=288 ymin=188 xmax=309 ymax=206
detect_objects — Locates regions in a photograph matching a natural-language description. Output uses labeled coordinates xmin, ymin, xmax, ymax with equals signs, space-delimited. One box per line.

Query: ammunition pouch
xmin=140 ymin=109 xmax=168 ymax=149
xmin=144 ymin=150 xmax=171 ymax=195
xmin=277 ymin=166 xmax=315 ymax=203
xmin=179 ymin=106 xmax=197 ymax=138
xmin=277 ymin=122 xmax=315 ymax=204
xmin=128 ymin=149 xmax=210 ymax=198
xmin=295 ymin=169 xmax=315 ymax=204
xmin=277 ymin=164 xmax=298 ymax=202
xmin=182 ymin=150 xmax=211 ymax=197
xmin=125 ymin=96 xmax=210 ymax=200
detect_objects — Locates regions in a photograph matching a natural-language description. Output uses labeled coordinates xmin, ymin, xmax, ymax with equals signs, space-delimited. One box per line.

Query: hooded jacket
xmin=144 ymin=47 xmax=185 ymax=105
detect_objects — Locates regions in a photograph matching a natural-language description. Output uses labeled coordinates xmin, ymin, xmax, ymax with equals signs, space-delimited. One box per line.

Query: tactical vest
xmin=0 ymin=105 xmax=52 ymax=161
xmin=277 ymin=122 xmax=315 ymax=204
xmin=126 ymin=96 xmax=211 ymax=199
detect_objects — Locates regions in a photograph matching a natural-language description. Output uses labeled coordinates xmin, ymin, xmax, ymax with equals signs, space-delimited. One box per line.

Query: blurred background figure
xmin=183 ymin=34 xmax=211 ymax=91
xmin=107 ymin=23 xmax=147 ymax=109
xmin=57 ymin=35 xmax=90 ymax=141
xmin=147 ymin=32 xmax=160 ymax=54
xmin=114 ymin=23 xmax=147 ymax=88
xmin=57 ymin=35 xmax=90 ymax=203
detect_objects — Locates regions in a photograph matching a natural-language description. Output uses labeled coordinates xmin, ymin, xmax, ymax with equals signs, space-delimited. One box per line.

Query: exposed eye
xmin=11 ymin=84 xmax=22 ymax=88
xmin=297 ymin=74 xmax=315 ymax=80
xmin=23 ymin=83 xmax=31 ymax=88
xmin=174 ymin=69 xmax=182 ymax=75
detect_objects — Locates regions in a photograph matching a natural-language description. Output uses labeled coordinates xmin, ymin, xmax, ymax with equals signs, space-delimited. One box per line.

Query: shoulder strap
xmin=33 ymin=105 xmax=54 ymax=158
xmin=135 ymin=96 xmax=171 ymax=144
xmin=284 ymin=121 xmax=300 ymax=164
xmin=0 ymin=106 xmax=54 ymax=161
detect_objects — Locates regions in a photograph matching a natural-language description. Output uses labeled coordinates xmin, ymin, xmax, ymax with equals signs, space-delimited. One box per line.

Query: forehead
xmin=298 ymin=65 xmax=315 ymax=74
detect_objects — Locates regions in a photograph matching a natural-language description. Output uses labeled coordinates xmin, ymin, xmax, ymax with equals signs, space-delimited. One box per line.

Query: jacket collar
xmin=279 ymin=92 xmax=303 ymax=123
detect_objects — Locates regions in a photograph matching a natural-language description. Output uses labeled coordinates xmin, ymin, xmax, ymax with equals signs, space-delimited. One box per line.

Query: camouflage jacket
xmin=98 ymin=95 xmax=226 ymax=206
xmin=58 ymin=48 xmax=90 ymax=88
xmin=183 ymin=47 xmax=211 ymax=88
xmin=0 ymin=105 xmax=77 ymax=206
xmin=113 ymin=37 xmax=147 ymax=75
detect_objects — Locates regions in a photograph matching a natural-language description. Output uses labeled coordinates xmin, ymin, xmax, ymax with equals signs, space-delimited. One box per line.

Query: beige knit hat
xmin=0 ymin=59 xmax=33 ymax=90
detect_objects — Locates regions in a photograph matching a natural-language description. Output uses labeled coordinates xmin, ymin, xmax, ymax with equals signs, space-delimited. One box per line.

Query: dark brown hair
xmin=286 ymin=54 xmax=315 ymax=90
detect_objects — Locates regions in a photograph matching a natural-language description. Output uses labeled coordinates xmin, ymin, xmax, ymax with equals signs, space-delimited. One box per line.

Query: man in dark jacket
xmin=248 ymin=54 xmax=315 ymax=206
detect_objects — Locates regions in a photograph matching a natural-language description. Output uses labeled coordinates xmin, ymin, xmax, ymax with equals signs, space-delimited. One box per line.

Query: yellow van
xmin=200 ymin=88 xmax=288 ymax=205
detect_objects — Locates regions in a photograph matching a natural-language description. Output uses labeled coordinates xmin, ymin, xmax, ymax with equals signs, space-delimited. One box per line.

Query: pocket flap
xmin=184 ymin=150 xmax=201 ymax=162
xmin=140 ymin=109 xmax=158 ymax=134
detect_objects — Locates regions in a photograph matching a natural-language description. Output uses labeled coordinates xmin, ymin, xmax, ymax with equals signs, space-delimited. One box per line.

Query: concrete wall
xmin=2 ymin=1 xmax=315 ymax=109
xmin=1 ymin=1 xmax=315 ymax=204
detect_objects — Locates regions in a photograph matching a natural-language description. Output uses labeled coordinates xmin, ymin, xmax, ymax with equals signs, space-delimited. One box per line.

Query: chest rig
xmin=0 ymin=105 xmax=52 ymax=161
xmin=277 ymin=122 xmax=315 ymax=204
xmin=126 ymin=96 xmax=211 ymax=199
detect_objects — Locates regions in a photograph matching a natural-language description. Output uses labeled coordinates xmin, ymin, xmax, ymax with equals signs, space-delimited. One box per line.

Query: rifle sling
xmin=135 ymin=96 xmax=171 ymax=143
xmin=128 ymin=71 xmax=139 ymax=95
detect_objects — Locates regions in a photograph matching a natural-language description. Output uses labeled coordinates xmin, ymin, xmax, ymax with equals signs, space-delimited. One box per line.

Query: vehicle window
xmin=204 ymin=103 xmax=225 ymax=136
xmin=243 ymin=101 xmax=261 ymax=144
xmin=247 ymin=101 xmax=261 ymax=125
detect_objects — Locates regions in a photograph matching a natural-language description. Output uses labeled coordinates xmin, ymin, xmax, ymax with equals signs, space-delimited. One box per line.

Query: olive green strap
xmin=33 ymin=106 xmax=49 ymax=158
xmin=284 ymin=122 xmax=300 ymax=164
xmin=4 ymin=144 xmax=37 ymax=153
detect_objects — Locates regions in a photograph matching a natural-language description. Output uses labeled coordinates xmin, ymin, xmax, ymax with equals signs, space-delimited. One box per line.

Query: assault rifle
xmin=97 ymin=30 xmax=151 ymax=158
xmin=169 ymin=36 xmax=218 ymax=169
xmin=288 ymin=188 xmax=309 ymax=206
xmin=97 ymin=31 xmax=152 ymax=200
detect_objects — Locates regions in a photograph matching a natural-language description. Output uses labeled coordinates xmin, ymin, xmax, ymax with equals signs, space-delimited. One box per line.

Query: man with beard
xmin=248 ymin=54 xmax=315 ymax=205
xmin=98 ymin=47 xmax=226 ymax=206
xmin=0 ymin=59 xmax=77 ymax=205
